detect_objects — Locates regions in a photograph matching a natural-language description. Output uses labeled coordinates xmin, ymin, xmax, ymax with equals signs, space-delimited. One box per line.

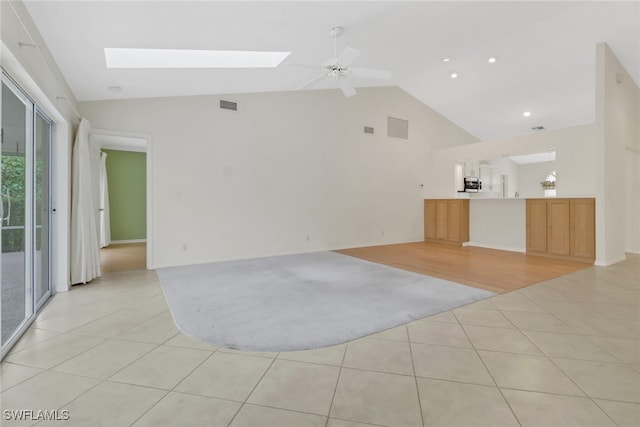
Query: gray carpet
xmin=157 ymin=251 xmax=495 ymax=351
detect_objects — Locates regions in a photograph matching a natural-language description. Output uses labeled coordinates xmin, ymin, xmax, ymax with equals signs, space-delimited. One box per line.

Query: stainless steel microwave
xmin=463 ymin=177 xmax=482 ymax=192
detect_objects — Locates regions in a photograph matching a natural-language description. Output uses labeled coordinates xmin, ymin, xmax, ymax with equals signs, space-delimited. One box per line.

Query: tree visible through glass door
xmin=1 ymin=80 xmax=32 ymax=344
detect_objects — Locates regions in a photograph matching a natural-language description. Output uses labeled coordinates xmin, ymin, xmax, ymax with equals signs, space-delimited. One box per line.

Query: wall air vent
xmin=220 ymin=100 xmax=238 ymax=111
xmin=388 ymin=117 xmax=409 ymax=139
xmin=531 ymin=126 xmax=545 ymax=131
xmin=364 ymin=126 xmax=374 ymax=134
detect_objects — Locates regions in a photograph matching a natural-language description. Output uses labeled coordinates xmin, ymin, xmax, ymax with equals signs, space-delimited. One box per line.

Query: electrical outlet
xmin=306 ymin=235 xmax=310 ymax=241
xmin=182 ymin=243 xmax=188 ymax=251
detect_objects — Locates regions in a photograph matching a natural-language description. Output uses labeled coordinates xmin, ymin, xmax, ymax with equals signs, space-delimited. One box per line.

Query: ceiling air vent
xmin=220 ymin=100 xmax=237 ymax=111
xmin=364 ymin=126 xmax=374 ymax=134
xmin=531 ymin=126 xmax=545 ymax=131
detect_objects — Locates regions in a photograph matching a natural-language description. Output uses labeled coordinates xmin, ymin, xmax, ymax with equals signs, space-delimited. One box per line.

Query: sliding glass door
xmin=1 ymin=73 xmax=53 ymax=353
xmin=34 ymin=110 xmax=52 ymax=309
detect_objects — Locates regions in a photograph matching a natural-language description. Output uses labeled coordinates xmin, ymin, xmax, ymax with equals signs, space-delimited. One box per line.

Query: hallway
xmin=100 ymin=243 xmax=146 ymax=274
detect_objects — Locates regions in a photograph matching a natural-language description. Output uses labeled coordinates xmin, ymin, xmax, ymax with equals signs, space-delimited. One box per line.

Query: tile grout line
xmin=224 ymin=353 xmax=279 ymax=427
xmin=323 ymin=341 xmax=349 ymax=427
xmin=496 ymin=305 xmax=622 ymax=425
xmin=4 ymin=328 xmax=63 ymax=356
xmin=583 ymin=334 xmax=638 ymax=364
xmin=226 ymin=401 xmax=334 ymax=424
xmin=0 ymin=369 xmax=50 ymax=396
xmin=1 ymin=288 xmax=166 ymax=394
xmin=126 ymin=343 xmax=221 ymax=426
xmin=2 ymin=277 xmax=164 ymax=389
xmin=544 ymin=351 xmax=628 ymax=425
xmin=406 ymin=324 xmax=427 ymax=427
xmin=452 ymin=308 xmax=524 ymax=427
xmin=7 ymin=335 xmax=110 ymax=373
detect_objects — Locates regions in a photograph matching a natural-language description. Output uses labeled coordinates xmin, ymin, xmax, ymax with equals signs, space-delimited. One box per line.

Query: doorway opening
xmin=92 ymin=131 xmax=150 ymax=274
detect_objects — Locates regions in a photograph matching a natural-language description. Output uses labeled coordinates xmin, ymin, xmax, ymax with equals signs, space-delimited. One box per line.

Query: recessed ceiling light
xmin=442 ymin=57 xmax=451 ymax=62
xmin=523 ymin=111 xmax=532 ymax=117
xmin=450 ymin=72 xmax=459 ymax=79
xmin=488 ymin=57 xmax=497 ymax=63
xmin=104 ymin=48 xmax=291 ymax=69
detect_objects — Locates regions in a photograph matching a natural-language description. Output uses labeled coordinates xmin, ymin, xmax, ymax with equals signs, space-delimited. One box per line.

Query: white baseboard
xmin=463 ymin=241 xmax=526 ymax=253
xmin=110 ymin=239 xmax=147 ymax=245
xmin=594 ymin=254 xmax=628 ymax=266
xmin=626 ymin=249 xmax=640 ymax=255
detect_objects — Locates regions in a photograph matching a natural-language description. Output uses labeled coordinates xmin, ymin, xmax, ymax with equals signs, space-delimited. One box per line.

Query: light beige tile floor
xmin=0 ymin=256 xmax=638 ymax=426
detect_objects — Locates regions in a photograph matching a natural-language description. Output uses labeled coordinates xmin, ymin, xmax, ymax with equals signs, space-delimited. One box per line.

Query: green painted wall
xmin=103 ymin=149 xmax=146 ymax=241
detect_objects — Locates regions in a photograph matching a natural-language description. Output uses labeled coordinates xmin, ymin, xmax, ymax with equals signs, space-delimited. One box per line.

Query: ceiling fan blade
xmin=349 ymin=67 xmax=392 ymax=80
xmin=338 ymin=47 xmax=360 ymax=67
xmin=338 ymin=76 xmax=357 ymax=97
xmin=297 ymin=73 xmax=329 ymax=90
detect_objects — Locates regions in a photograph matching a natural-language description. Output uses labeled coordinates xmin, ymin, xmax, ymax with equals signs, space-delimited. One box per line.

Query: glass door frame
xmin=34 ymin=106 xmax=54 ymax=311
xmin=1 ymin=71 xmax=54 ymax=357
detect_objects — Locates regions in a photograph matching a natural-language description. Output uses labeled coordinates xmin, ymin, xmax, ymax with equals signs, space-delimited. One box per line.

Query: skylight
xmin=509 ymin=151 xmax=556 ymax=165
xmin=104 ymin=48 xmax=290 ymax=69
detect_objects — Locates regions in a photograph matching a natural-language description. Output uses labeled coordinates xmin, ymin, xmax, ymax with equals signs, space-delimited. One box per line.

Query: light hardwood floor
xmin=101 ymin=241 xmax=589 ymax=293
xmin=100 ymin=243 xmax=146 ymax=273
xmin=336 ymin=242 xmax=591 ymax=294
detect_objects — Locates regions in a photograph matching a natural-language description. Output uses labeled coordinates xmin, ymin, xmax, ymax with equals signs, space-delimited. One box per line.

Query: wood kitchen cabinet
xmin=424 ymin=199 xmax=469 ymax=245
xmin=526 ymin=199 xmax=547 ymax=253
xmin=570 ymin=198 xmax=596 ymax=260
xmin=547 ymin=199 xmax=571 ymax=257
xmin=526 ymin=198 xmax=595 ymax=262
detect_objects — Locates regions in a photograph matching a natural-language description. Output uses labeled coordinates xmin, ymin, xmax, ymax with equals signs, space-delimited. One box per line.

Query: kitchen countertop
xmin=424 ymin=195 xmax=595 ymax=200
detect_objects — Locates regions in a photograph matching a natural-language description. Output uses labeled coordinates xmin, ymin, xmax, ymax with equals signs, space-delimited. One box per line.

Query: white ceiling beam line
xmin=104 ymin=48 xmax=291 ymax=69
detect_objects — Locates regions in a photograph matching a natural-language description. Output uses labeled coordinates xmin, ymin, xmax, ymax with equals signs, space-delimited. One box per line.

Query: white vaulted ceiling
xmin=22 ymin=1 xmax=640 ymax=141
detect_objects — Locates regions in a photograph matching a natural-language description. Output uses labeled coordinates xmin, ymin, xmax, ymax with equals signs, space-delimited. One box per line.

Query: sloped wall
xmin=81 ymin=86 xmax=477 ymax=268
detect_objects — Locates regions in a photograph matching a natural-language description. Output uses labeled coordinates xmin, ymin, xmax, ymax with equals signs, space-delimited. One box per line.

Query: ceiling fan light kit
xmin=290 ymin=27 xmax=392 ymax=97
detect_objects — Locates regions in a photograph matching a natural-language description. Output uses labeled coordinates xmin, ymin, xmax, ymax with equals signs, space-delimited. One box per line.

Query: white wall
xmin=80 ymin=86 xmax=477 ymax=268
xmin=468 ymin=199 xmax=526 ymax=252
xmin=595 ymin=43 xmax=640 ymax=264
xmin=518 ymin=161 xmax=556 ymax=198
xmin=1 ymin=1 xmax=80 ymax=291
xmin=424 ymin=124 xmax=596 ymax=199
xmin=626 ymin=150 xmax=640 ymax=253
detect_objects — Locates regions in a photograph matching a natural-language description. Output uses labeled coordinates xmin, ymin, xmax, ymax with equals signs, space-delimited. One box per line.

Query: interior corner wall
xmin=595 ymin=43 xmax=640 ymax=264
xmin=80 ymin=86 xmax=476 ymax=268
xmin=1 ymin=0 xmax=80 ymax=291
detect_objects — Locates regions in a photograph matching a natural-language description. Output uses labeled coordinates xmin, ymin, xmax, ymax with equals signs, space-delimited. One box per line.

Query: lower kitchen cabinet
xmin=526 ymin=198 xmax=595 ymax=263
xmin=424 ymin=199 xmax=469 ymax=245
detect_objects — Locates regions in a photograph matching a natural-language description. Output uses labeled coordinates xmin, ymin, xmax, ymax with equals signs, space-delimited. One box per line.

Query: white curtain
xmin=70 ymin=118 xmax=102 ymax=284
xmin=99 ymin=151 xmax=111 ymax=248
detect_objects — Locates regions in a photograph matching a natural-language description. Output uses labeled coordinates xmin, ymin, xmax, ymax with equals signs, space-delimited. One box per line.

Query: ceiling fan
xmin=289 ymin=27 xmax=392 ymax=97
